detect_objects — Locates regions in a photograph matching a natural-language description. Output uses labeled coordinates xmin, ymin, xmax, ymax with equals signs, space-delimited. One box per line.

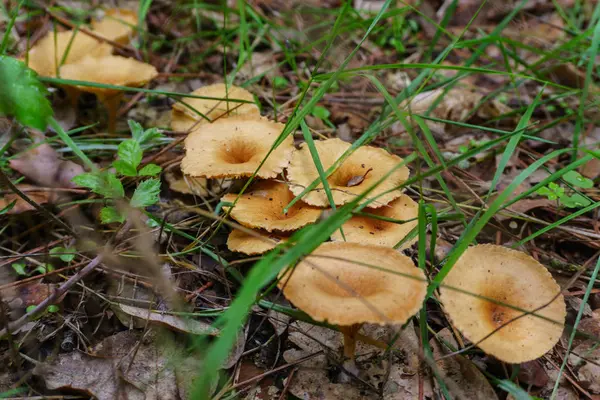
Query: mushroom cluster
xmin=25 ymin=8 xmax=158 ymax=131
xmin=178 ymin=84 xmax=415 ymax=254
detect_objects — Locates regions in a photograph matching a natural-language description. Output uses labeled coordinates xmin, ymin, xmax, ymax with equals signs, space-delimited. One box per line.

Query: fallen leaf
xmin=9 ymin=143 xmax=84 ymax=188
xmin=498 ymin=198 xmax=553 ymax=221
xmin=517 ymin=361 xmax=549 ymax=387
xmin=430 ymin=328 xmax=499 ymax=400
xmin=569 ymin=341 xmax=600 ymax=393
xmin=287 ymin=368 xmax=380 ymax=400
xmin=35 ymin=329 xmax=216 ymax=400
xmin=117 ymin=304 xmax=219 ymax=336
xmin=346 ymin=168 xmax=373 ymax=187
xmin=0 ymin=184 xmax=54 ymax=214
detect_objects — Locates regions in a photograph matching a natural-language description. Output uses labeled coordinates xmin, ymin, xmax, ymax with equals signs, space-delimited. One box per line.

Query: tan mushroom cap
xmin=172 ymin=83 xmax=260 ymax=123
xmin=164 ymin=169 xmax=209 ymax=197
xmin=181 ymin=117 xmax=293 ymax=179
xmin=279 ymin=242 xmax=427 ymax=326
xmin=222 ymin=181 xmax=321 ymax=232
xmin=26 ymin=30 xmax=112 ymax=77
xmin=331 ymin=195 xmax=418 ymax=248
xmin=287 ymin=138 xmax=409 ymax=208
xmin=171 ymin=110 xmax=200 ymax=132
xmin=439 ymin=245 xmax=566 ymax=364
xmin=91 ymin=8 xmax=138 ymax=44
xmin=227 ymin=229 xmax=287 ymax=255
xmin=59 ymin=55 xmax=158 ymax=95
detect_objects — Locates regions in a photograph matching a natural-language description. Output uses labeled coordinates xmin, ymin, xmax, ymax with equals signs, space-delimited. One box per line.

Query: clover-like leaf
xmin=563 ymin=170 xmax=594 ymax=189
xmin=0 ymin=56 xmax=53 ymax=130
xmin=559 ymin=193 xmax=592 ymax=209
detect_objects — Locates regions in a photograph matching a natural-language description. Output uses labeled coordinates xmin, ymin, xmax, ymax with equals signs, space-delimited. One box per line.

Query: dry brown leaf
xmin=430 ymin=328 xmax=499 ymax=400
xmin=117 ymin=304 xmax=219 ymax=336
xmin=569 ymin=341 xmax=600 ymax=394
xmin=35 ymin=330 xmax=216 ymax=400
xmin=0 ymin=185 xmax=54 ymax=214
xmin=9 ymin=144 xmax=84 ymax=188
xmin=287 ymin=368 xmax=380 ymax=400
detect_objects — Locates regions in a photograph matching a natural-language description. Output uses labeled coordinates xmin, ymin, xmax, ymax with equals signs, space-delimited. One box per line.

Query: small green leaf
xmin=130 ymin=178 xmax=161 ymax=208
xmin=113 ymin=160 xmax=138 ymax=177
xmin=0 ymin=56 xmax=53 ymax=130
xmin=100 ymin=206 xmax=125 ymax=224
xmin=0 ymin=200 xmax=16 ymax=215
xmin=563 ymin=170 xmax=594 ymax=189
xmin=50 ymin=247 xmax=75 ymax=262
xmin=128 ymin=120 xmax=144 ymax=141
xmin=273 ymin=76 xmax=289 ymax=89
xmin=26 ymin=305 xmax=36 ymax=313
xmin=129 ymin=120 xmax=163 ymax=144
xmin=311 ymin=105 xmax=330 ymax=120
xmin=47 ymin=305 xmax=59 ymax=313
xmin=11 ymin=262 xmax=27 ymax=276
xmin=138 ymin=163 xmax=162 ymax=177
xmin=117 ymin=139 xmax=142 ymax=172
xmin=73 ymin=172 xmax=124 ymax=198
xmin=35 ymin=263 xmax=53 ymax=275
xmin=559 ymin=193 xmax=592 ymax=208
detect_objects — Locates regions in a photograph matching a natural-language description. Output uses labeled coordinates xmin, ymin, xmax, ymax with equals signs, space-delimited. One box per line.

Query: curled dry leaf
xmin=117 ymin=304 xmax=219 ymax=336
xmin=9 ymin=144 xmax=84 ymax=188
xmin=35 ymin=330 xmax=217 ymax=400
xmin=0 ymin=185 xmax=54 ymax=214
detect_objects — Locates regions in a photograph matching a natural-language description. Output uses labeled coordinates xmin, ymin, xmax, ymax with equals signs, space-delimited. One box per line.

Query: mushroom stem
xmin=339 ymin=324 xmax=362 ymax=361
xmin=100 ymin=93 xmax=123 ymax=133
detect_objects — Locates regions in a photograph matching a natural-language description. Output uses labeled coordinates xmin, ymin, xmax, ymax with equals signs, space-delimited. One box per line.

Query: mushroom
xmin=91 ymin=8 xmax=138 ymax=45
xmin=287 ymin=138 xmax=409 ymax=207
xmin=439 ymin=244 xmax=566 ymax=364
xmin=330 ymin=194 xmax=418 ymax=248
xmin=171 ymin=83 xmax=260 ymax=131
xmin=278 ymin=242 xmax=427 ymax=369
xmin=164 ymin=169 xmax=209 ymax=197
xmin=221 ymin=181 xmax=321 ymax=232
xmin=59 ymin=55 xmax=158 ymax=132
xmin=181 ymin=116 xmax=294 ymax=179
xmin=25 ymin=30 xmax=112 ymax=78
xmin=227 ymin=229 xmax=287 ymax=255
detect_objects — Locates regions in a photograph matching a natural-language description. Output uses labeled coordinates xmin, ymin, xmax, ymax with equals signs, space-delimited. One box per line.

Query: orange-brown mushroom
xmin=279 ymin=242 xmax=426 ymax=365
xmin=221 ymin=181 xmax=321 ymax=232
xmin=181 ymin=117 xmax=293 ymax=179
xmin=227 ymin=229 xmax=287 ymax=255
xmin=59 ymin=55 xmax=158 ymax=132
xmin=331 ymin=195 xmax=418 ymax=248
xmin=439 ymin=245 xmax=566 ymax=364
xmin=287 ymin=138 xmax=409 ymax=207
xmin=91 ymin=8 xmax=138 ymax=45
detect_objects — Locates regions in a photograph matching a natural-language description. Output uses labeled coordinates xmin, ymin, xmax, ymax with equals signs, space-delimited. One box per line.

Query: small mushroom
xmin=181 ymin=117 xmax=294 ymax=179
xmin=287 ymin=138 xmax=409 ymax=207
xmin=221 ymin=181 xmax=321 ymax=232
xmin=164 ymin=169 xmax=209 ymax=197
xmin=439 ymin=245 xmax=566 ymax=364
xmin=25 ymin=30 xmax=112 ymax=78
xmin=171 ymin=83 xmax=260 ymax=131
xmin=330 ymin=194 xmax=418 ymax=248
xmin=91 ymin=8 xmax=138 ymax=44
xmin=59 ymin=55 xmax=158 ymax=132
xmin=278 ymin=242 xmax=427 ymax=369
xmin=227 ymin=229 xmax=287 ymax=255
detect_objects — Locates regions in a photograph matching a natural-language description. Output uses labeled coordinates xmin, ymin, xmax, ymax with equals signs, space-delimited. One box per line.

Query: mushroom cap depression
xmin=286 ymin=138 xmax=409 ymax=207
xmin=59 ymin=55 xmax=158 ymax=95
xmin=227 ymin=229 xmax=287 ymax=255
xmin=172 ymin=83 xmax=260 ymax=123
xmin=26 ymin=30 xmax=112 ymax=77
xmin=222 ymin=181 xmax=321 ymax=232
xmin=331 ymin=195 xmax=418 ymax=248
xmin=181 ymin=117 xmax=294 ymax=179
xmin=279 ymin=242 xmax=427 ymax=326
xmin=91 ymin=8 xmax=138 ymax=44
xmin=439 ymin=244 xmax=566 ymax=364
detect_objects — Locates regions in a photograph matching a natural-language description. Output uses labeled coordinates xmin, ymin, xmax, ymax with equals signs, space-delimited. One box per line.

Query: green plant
xmin=72 ymin=121 xmax=163 ymax=224
xmin=12 ymin=261 xmax=54 ymax=277
xmin=535 ymin=170 xmax=594 ymax=208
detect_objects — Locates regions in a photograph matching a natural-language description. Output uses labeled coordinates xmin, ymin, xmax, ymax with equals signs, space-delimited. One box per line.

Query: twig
xmin=0 ymin=254 xmax=104 ymax=338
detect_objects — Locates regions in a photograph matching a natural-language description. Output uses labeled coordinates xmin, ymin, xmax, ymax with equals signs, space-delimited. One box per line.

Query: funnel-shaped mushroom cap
xmin=181 ymin=117 xmax=293 ymax=179
xmin=172 ymin=83 xmax=260 ymax=123
xmin=91 ymin=8 xmax=138 ymax=44
xmin=287 ymin=138 xmax=409 ymax=207
xmin=279 ymin=242 xmax=427 ymax=326
xmin=59 ymin=55 xmax=158 ymax=95
xmin=331 ymin=195 xmax=418 ymax=248
xmin=439 ymin=245 xmax=566 ymax=364
xmin=26 ymin=30 xmax=112 ymax=77
xmin=227 ymin=229 xmax=287 ymax=255
xmin=222 ymin=181 xmax=321 ymax=232
xmin=171 ymin=110 xmax=200 ymax=132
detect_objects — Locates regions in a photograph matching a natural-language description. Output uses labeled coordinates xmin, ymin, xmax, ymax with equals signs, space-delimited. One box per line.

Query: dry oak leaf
xmin=9 ymin=144 xmax=84 ymax=188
